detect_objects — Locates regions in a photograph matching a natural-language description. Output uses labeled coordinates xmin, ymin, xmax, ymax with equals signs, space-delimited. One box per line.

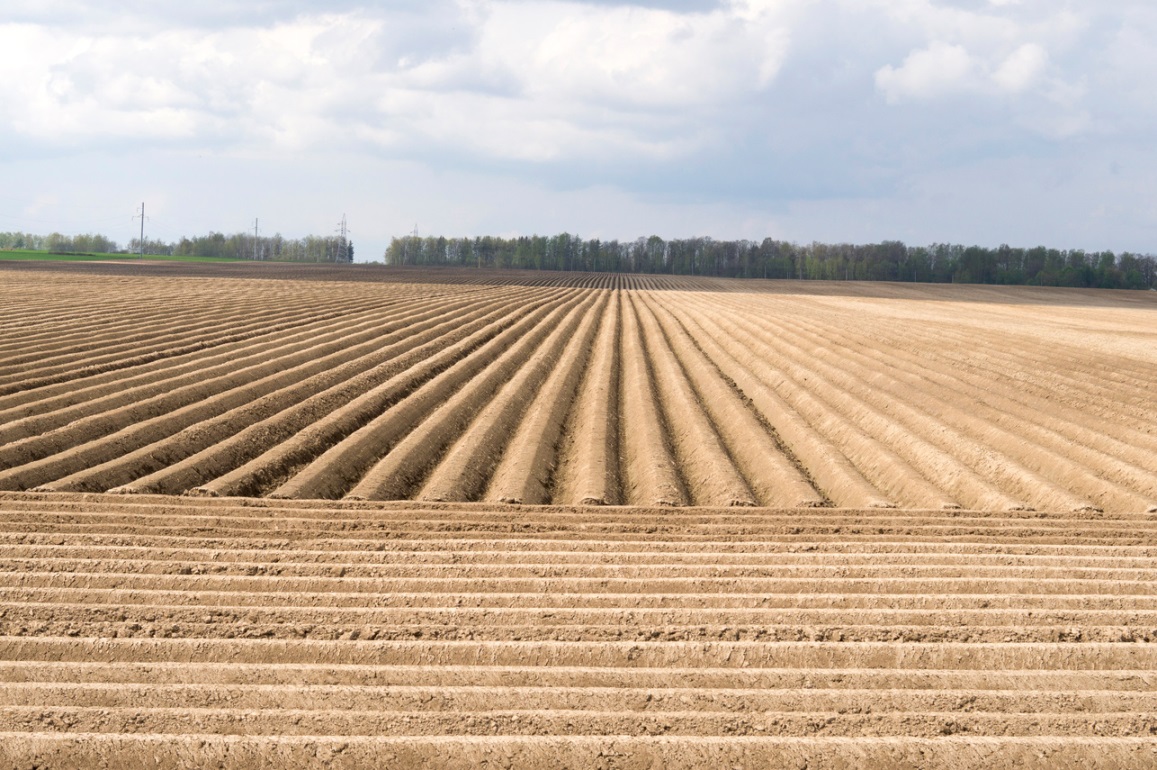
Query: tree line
xmin=0 ymin=232 xmax=119 ymax=255
xmin=384 ymin=234 xmax=1157 ymax=290
xmin=0 ymin=231 xmax=353 ymax=263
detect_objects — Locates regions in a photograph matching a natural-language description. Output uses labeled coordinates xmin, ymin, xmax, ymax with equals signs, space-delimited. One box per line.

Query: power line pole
xmin=335 ymin=214 xmax=351 ymax=262
xmin=253 ymin=218 xmax=260 ymax=261
xmin=133 ymin=202 xmax=146 ymax=258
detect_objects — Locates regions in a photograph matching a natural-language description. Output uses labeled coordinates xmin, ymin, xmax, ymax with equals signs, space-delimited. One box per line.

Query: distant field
xmin=0 ymin=261 xmax=1154 ymax=512
xmin=0 ymin=249 xmax=240 ymax=263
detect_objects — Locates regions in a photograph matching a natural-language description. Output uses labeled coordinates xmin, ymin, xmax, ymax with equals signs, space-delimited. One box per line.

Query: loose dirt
xmin=1 ymin=264 xmax=1154 ymax=510
xmin=2 ymin=262 xmax=1156 ymax=766
xmin=0 ymin=493 xmax=1155 ymax=767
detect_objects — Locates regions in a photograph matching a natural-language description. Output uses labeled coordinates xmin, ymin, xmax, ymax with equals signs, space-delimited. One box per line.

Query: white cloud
xmin=875 ymin=40 xmax=1052 ymax=103
xmin=482 ymin=3 xmax=784 ymax=108
xmin=389 ymin=0 xmax=796 ymax=161
xmin=0 ymin=1 xmax=798 ymax=162
xmin=875 ymin=41 xmax=976 ymax=103
xmin=993 ymin=42 xmax=1048 ymax=92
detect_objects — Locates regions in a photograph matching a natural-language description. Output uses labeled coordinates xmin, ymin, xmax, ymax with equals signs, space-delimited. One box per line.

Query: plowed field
xmin=1 ymin=493 xmax=1156 ymax=768
xmin=1 ymin=264 xmax=1154 ymax=512
xmin=1 ymin=262 xmax=1155 ymax=767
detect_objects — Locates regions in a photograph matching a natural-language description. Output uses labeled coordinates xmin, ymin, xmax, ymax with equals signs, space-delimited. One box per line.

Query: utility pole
xmin=253 ymin=218 xmax=260 ymax=260
xmin=335 ymin=215 xmax=351 ymax=262
xmin=133 ymin=202 xmax=146 ymax=258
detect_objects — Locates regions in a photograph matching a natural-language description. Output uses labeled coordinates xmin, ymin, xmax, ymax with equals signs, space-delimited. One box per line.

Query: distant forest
xmin=5 ymin=228 xmax=1155 ymax=289
xmin=386 ymin=234 xmax=1157 ymax=290
xmin=0 ymin=231 xmax=353 ymax=263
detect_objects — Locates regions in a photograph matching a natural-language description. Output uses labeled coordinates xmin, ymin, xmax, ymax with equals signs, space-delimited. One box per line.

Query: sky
xmin=1 ymin=0 xmax=1155 ymax=261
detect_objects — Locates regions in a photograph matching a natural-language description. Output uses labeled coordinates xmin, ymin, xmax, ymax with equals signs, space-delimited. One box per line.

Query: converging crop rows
xmin=1 ymin=264 xmax=1155 ymax=513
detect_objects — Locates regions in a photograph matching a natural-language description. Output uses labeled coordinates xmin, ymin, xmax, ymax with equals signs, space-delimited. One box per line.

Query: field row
xmin=0 ymin=493 xmax=1154 ymax=767
xmin=0 ymin=260 xmax=715 ymax=290
xmin=1 ymin=267 xmax=1155 ymax=513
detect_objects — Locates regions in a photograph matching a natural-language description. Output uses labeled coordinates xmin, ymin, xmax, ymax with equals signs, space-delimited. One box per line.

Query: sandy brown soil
xmin=2 ymin=263 xmax=1156 ymax=766
xmin=0 ymin=493 xmax=1155 ymax=767
xmin=0 ymin=263 xmax=1153 ymax=512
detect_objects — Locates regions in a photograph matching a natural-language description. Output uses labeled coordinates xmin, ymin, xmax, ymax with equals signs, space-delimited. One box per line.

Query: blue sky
xmin=1 ymin=0 xmax=1154 ymax=260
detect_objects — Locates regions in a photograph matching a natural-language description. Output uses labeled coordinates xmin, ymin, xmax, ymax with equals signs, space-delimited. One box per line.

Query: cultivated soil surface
xmin=1 ymin=263 xmax=1154 ymax=512
xmin=1 ymin=494 xmax=1156 ymax=768
xmin=0 ymin=262 xmax=1155 ymax=767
